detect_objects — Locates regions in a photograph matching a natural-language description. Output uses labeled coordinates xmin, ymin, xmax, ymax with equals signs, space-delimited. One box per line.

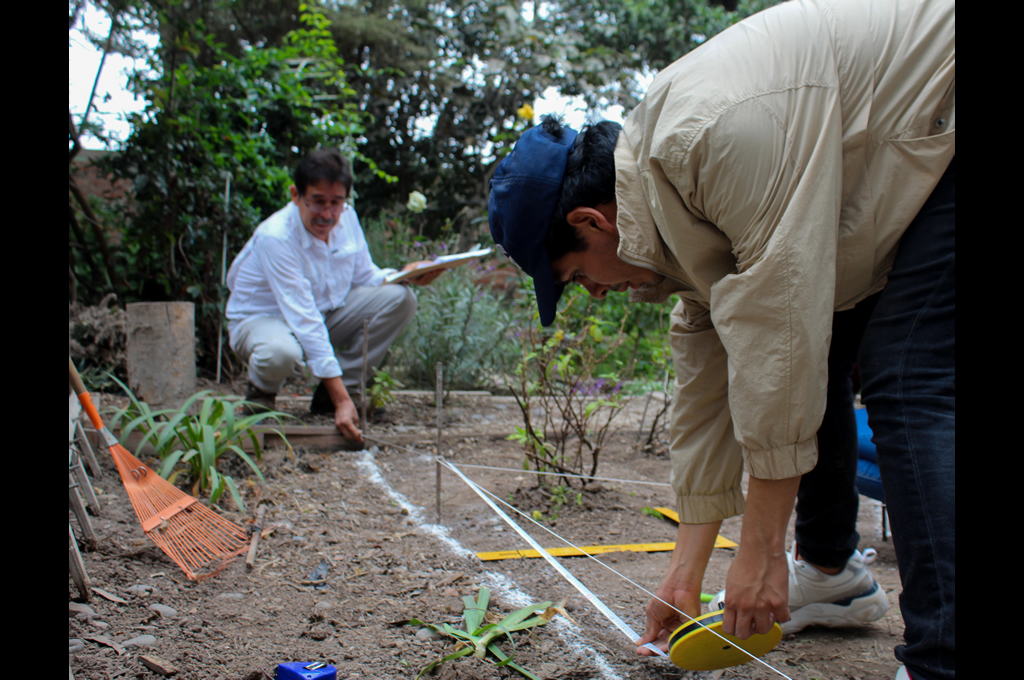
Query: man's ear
xmin=567 ymin=207 xmax=615 ymax=234
xmin=289 ymin=184 xmax=300 ymax=203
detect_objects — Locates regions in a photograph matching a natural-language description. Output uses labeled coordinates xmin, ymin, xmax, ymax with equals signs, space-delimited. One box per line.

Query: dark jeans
xmin=796 ymin=159 xmax=955 ymax=680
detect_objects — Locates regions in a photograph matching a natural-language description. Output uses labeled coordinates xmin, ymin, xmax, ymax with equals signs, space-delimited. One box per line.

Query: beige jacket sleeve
xmin=668 ymin=297 xmax=746 ymax=522
xmin=661 ymin=88 xmax=844 ymax=523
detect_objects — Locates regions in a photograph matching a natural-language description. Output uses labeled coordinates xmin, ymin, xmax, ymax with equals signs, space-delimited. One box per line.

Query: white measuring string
xmin=441 ymin=456 xmax=667 ymax=657
xmin=448 ymin=462 xmax=673 ymax=488
xmin=434 ymin=456 xmax=793 ymax=679
xmin=362 ymin=436 xmax=669 ymax=488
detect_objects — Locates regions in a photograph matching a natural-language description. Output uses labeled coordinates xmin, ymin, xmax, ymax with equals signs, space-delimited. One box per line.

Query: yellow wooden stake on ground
xmin=653 ymin=507 xmax=738 ymax=549
xmin=475 ymin=507 xmax=737 ymax=561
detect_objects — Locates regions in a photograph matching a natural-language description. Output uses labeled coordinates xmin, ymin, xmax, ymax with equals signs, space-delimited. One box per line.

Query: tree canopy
xmin=69 ymin=0 xmax=776 ymax=374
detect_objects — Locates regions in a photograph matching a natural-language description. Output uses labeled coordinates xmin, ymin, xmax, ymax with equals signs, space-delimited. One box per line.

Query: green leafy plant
xmin=507 ymin=427 xmax=553 ymax=455
xmin=549 ymin=484 xmax=570 ymax=519
xmin=409 ymin=586 xmax=560 ymax=679
xmin=112 ymin=378 xmax=291 ymax=510
xmin=555 ymin=289 xmax=675 ymax=384
xmin=642 ymin=507 xmax=665 ymax=520
xmin=507 ymin=291 xmax=631 ymax=486
xmin=367 ymin=366 xmax=403 ymax=411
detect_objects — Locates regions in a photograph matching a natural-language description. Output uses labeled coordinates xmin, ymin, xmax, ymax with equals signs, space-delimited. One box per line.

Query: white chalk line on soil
xmin=354 ymin=447 xmax=626 ymax=680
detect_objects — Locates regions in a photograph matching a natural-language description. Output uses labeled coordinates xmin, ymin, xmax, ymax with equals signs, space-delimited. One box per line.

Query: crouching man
xmin=226 ymin=150 xmax=440 ymax=442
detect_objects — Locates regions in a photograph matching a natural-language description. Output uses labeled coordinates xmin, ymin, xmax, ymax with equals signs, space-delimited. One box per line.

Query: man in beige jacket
xmin=488 ymin=1 xmax=954 ymax=678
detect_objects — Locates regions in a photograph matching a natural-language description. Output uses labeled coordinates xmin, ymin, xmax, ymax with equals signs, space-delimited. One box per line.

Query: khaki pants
xmin=231 ymin=285 xmax=417 ymax=394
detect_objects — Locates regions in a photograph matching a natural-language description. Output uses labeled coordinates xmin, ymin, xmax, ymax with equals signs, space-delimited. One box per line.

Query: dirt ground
xmin=70 ymin=389 xmax=905 ymax=680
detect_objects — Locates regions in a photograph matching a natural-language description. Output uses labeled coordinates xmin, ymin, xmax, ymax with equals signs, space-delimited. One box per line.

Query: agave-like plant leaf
xmin=207 ymin=464 xmax=221 ymax=497
xmin=209 ymin=474 xmax=225 ymax=504
xmin=158 ymin=449 xmax=187 ymax=479
xmin=198 ymin=395 xmax=215 ymax=424
xmin=178 ymin=390 xmax=211 ymax=416
xmin=486 ymin=643 xmax=542 ymax=679
xmin=463 ymin=587 xmax=490 ymax=633
xmin=199 ymin=425 xmax=217 ymax=488
xmin=226 ymin=444 xmax=265 ymax=481
xmin=209 ymin=398 xmax=226 ymax=425
xmin=223 ymin=475 xmax=245 ymax=511
xmin=152 ymin=411 xmax=190 ymax=454
xmin=415 ymin=646 xmax=475 ymax=679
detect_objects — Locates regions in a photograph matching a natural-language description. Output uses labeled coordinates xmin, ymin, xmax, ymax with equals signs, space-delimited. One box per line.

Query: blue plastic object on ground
xmin=277 ymin=662 xmax=337 ymax=680
xmin=854 ymin=408 xmax=884 ymax=503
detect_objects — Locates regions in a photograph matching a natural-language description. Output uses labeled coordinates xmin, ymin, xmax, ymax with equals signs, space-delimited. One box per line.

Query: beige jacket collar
xmin=610 ymin=135 xmax=684 ymax=303
xmin=614 ymin=134 xmax=698 ymax=305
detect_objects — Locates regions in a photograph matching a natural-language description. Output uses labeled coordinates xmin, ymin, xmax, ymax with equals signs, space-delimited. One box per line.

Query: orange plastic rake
xmin=69 ymin=358 xmax=249 ymax=580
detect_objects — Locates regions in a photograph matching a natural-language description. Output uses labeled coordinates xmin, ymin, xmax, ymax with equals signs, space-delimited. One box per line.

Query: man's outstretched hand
xmin=334 ymin=398 xmax=363 ymax=444
xmin=636 ymin=520 xmax=722 ymax=655
xmin=322 ymin=376 xmax=363 ymax=444
xmin=719 ymin=476 xmax=799 ymax=639
xmin=636 ymin=583 xmax=703 ymax=655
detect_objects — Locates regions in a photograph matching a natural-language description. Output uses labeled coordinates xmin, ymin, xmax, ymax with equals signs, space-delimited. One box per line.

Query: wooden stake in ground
xmin=215 ymin=172 xmax=231 ymax=384
xmin=245 ymin=505 xmax=266 ymax=571
xmin=436 ymin=362 xmax=443 ymax=524
xmin=69 ymin=523 xmax=91 ymax=602
xmin=361 ymin=318 xmax=370 ymax=429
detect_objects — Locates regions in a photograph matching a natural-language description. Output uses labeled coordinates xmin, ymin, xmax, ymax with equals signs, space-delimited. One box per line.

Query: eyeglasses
xmin=302 ymin=195 xmax=348 ymax=215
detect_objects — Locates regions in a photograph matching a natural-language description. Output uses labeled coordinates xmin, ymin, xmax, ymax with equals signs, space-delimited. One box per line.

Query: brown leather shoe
xmin=309 ymin=381 xmax=334 ymax=414
xmin=242 ymin=382 xmax=277 ymax=415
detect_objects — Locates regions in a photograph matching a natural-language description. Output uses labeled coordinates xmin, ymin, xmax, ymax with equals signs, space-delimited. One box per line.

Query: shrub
xmin=69 ymin=294 xmax=128 ymax=390
xmin=388 ymin=264 xmax=519 ymax=394
xmin=507 ymin=291 xmax=633 ymax=484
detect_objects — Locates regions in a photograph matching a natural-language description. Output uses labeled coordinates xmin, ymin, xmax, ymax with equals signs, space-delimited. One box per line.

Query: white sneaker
xmin=709 ymin=549 xmax=889 ymax=634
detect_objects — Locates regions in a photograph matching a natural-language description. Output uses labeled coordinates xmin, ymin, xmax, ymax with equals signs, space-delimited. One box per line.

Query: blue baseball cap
xmin=488 ymin=123 xmax=579 ymax=327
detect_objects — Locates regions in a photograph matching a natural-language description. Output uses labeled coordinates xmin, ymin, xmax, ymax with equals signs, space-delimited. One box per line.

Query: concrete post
xmin=126 ymin=302 xmax=196 ymax=410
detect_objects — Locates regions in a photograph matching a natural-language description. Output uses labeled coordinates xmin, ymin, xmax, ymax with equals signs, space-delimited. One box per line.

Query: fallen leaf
xmin=84 ymin=634 xmax=126 ymax=655
xmin=540 ymin=601 xmax=573 ymax=625
xmin=140 ymin=654 xmax=179 ymax=676
xmin=436 ymin=571 xmax=465 ymax=587
xmin=92 ymin=587 xmax=128 ymax=604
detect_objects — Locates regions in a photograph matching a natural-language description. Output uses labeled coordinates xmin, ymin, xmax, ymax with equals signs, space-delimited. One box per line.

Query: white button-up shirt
xmin=226 ymin=202 xmax=394 ymax=379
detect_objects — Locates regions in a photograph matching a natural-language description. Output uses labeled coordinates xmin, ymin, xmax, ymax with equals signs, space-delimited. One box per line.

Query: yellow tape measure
xmin=668 ymin=611 xmax=782 ymax=671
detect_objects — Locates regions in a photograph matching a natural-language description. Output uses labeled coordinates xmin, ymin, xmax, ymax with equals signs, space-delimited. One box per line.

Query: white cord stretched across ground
xmin=450 ymin=461 xmax=673 ymax=488
xmin=362 ymin=435 xmax=792 ymax=679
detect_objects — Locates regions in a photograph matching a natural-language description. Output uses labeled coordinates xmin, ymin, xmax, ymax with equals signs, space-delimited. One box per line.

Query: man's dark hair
xmin=543 ymin=115 xmax=622 ymax=261
xmin=293 ymin=149 xmax=354 ymax=196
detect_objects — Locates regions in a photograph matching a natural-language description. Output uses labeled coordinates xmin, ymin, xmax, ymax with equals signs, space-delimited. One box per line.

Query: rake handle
xmin=69 ymin=356 xmax=106 ymax=431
